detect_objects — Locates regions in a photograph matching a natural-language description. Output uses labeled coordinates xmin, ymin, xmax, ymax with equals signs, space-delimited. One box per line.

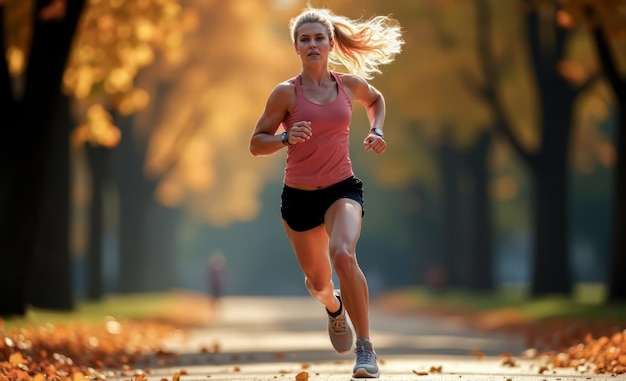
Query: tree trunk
xmin=530 ymin=93 xmax=573 ymax=296
xmin=587 ymin=10 xmax=626 ymax=302
xmin=85 ymin=145 xmax=112 ymax=300
xmin=143 ymin=204 xmax=180 ymax=291
xmin=112 ymin=114 xmax=152 ymax=293
xmin=524 ymin=4 xmax=575 ymax=297
xmin=439 ymin=130 xmax=463 ymax=288
xmin=0 ymin=0 xmax=85 ymax=316
xmin=28 ymin=95 xmax=73 ymax=310
xmin=466 ymin=130 xmax=495 ymax=291
xmin=111 ymin=101 xmax=180 ymax=293
xmin=0 ymin=4 xmax=24 ymax=314
xmin=608 ymin=100 xmax=626 ymax=301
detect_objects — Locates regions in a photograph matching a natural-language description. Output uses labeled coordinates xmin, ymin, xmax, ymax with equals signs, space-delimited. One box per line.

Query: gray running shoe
xmin=352 ymin=338 xmax=379 ymax=378
xmin=327 ymin=290 xmax=354 ymax=354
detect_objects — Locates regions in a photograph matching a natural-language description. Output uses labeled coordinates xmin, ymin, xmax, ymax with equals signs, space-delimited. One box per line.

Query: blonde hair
xmin=289 ymin=7 xmax=404 ymax=79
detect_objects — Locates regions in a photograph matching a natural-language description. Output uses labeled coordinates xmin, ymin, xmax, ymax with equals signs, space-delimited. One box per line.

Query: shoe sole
xmin=352 ymin=368 xmax=380 ymax=378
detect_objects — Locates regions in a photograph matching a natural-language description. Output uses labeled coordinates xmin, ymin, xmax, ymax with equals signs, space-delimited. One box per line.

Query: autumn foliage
xmin=1 ymin=314 xmax=626 ymax=380
xmin=0 ymin=318 xmax=180 ymax=381
xmin=537 ymin=330 xmax=626 ymax=375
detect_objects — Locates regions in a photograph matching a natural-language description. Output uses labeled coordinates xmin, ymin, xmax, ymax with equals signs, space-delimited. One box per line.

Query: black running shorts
xmin=280 ymin=176 xmax=365 ymax=232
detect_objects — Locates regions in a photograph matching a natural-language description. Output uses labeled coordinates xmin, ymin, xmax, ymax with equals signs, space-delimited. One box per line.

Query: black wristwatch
xmin=370 ymin=127 xmax=384 ymax=139
xmin=280 ymin=131 xmax=290 ymax=146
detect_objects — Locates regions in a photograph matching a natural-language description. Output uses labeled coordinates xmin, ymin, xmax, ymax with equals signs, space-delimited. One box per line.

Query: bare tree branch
xmin=463 ymin=0 xmax=538 ymax=169
xmin=154 ymin=107 xmax=205 ymax=180
xmin=589 ymin=11 xmax=626 ymax=98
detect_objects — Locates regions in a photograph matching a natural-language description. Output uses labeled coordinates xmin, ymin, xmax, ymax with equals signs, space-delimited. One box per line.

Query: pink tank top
xmin=282 ymin=72 xmax=353 ymax=187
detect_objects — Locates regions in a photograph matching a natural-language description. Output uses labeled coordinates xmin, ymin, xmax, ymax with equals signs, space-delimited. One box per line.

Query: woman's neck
xmin=300 ymin=68 xmax=333 ymax=86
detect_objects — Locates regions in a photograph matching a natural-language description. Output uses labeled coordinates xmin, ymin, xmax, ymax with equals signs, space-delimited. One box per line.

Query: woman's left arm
xmin=345 ymin=75 xmax=387 ymax=154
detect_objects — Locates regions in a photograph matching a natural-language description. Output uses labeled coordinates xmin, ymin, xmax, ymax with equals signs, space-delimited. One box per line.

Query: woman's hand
xmin=364 ymin=134 xmax=386 ymax=154
xmin=287 ymin=121 xmax=312 ymax=145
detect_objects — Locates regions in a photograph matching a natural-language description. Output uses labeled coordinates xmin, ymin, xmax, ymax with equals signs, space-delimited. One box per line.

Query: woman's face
xmin=294 ymin=22 xmax=333 ymax=64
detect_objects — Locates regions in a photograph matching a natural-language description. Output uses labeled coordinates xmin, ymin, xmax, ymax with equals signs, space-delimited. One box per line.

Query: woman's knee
xmin=331 ymin=249 xmax=358 ymax=277
xmin=306 ymin=275 xmax=331 ymax=293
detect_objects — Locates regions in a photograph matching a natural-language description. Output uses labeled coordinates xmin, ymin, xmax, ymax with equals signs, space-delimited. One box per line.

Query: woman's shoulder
xmin=334 ymin=72 xmax=370 ymax=98
xmin=277 ymin=77 xmax=298 ymax=89
xmin=268 ymin=78 xmax=297 ymax=101
xmin=334 ymin=72 xmax=368 ymax=88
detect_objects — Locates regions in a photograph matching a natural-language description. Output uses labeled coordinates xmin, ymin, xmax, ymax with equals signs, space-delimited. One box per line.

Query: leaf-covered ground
xmin=0 ymin=291 xmax=206 ymax=381
xmin=2 ymin=289 xmax=626 ymax=380
xmin=0 ymin=318 xmax=183 ymax=380
xmin=374 ymin=289 xmax=626 ymax=376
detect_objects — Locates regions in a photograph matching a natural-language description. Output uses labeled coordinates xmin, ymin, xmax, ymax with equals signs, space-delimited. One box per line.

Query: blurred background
xmin=1 ymin=0 xmax=625 ymax=317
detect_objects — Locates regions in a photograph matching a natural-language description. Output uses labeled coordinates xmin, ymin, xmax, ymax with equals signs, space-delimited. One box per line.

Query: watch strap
xmin=370 ymin=128 xmax=384 ymax=139
xmin=280 ymin=131 xmax=290 ymax=146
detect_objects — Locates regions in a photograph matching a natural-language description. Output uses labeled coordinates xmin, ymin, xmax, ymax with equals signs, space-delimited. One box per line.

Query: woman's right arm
xmin=249 ymin=83 xmax=292 ymax=156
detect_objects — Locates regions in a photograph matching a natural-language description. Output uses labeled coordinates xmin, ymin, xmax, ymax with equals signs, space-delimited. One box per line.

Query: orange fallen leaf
xmin=470 ymin=349 xmax=484 ymax=359
xmin=295 ymin=371 xmax=309 ymax=380
xmin=429 ymin=365 xmax=442 ymax=373
xmin=9 ymin=352 xmax=26 ymax=365
xmin=501 ymin=356 xmax=516 ymax=367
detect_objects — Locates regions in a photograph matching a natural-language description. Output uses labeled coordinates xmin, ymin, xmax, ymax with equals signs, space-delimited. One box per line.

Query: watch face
xmin=372 ymin=128 xmax=384 ymax=138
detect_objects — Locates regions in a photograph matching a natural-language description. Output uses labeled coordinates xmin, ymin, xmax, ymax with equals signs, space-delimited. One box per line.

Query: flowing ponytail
xmin=289 ymin=7 xmax=404 ymax=79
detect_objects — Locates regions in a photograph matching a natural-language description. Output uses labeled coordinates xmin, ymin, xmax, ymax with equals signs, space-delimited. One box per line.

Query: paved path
xmin=108 ymin=296 xmax=619 ymax=381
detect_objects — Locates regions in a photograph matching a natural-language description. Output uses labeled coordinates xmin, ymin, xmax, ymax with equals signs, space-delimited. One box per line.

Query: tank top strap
xmin=330 ymin=71 xmax=347 ymax=96
xmin=294 ymin=74 xmax=303 ymax=96
xmin=330 ymin=71 xmax=343 ymax=90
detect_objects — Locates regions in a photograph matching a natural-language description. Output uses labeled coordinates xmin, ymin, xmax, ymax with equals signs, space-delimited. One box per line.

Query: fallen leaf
xmin=501 ymin=356 xmax=516 ymax=367
xmin=295 ymin=371 xmax=309 ymax=380
xmin=429 ymin=366 xmax=442 ymax=373
xmin=470 ymin=349 xmax=485 ymax=359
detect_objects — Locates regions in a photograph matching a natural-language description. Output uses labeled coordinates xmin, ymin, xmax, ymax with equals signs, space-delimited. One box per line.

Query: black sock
xmin=327 ymin=295 xmax=343 ymax=317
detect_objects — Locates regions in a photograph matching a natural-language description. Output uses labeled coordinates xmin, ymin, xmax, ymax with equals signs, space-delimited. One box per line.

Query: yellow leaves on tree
xmin=534 ymin=0 xmax=626 ymax=38
xmin=134 ymin=0 xmax=298 ymax=225
xmin=3 ymin=0 xmax=192 ymax=112
xmin=571 ymin=84 xmax=617 ymax=173
xmin=72 ymin=104 xmax=121 ymax=148
xmin=5 ymin=46 xmax=25 ymax=77
xmin=63 ymin=0 xmax=195 ymax=119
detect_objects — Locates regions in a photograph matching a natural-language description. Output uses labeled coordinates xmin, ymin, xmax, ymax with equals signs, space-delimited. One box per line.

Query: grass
xmin=385 ymin=283 xmax=626 ymax=323
xmin=2 ymin=289 xmax=213 ymax=330
xmin=5 ymin=284 xmax=625 ymax=331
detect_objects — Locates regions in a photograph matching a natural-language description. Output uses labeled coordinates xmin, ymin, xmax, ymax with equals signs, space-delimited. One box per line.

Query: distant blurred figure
xmin=425 ymin=265 xmax=447 ymax=294
xmin=206 ymin=250 xmax=227 ymax=306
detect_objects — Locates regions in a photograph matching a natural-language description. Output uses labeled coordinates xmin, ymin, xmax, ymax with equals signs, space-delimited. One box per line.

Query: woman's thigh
xmin=283 ymin=221 xmax=332 ymax=280
xmin=324 ymin=198 xmax=363 ymax=258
